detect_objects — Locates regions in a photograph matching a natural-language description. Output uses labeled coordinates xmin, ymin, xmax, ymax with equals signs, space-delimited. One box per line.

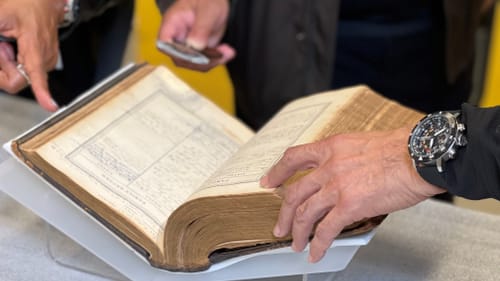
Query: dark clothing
xmin=455 ymin=104 xmax=500 ymax=200
xmin=338 ymin=0 xmax=432 ymax=20
xmin=52 ymin=0 xmax=134 ymax=105
xmin=228 ymin=0 xmax=482 ymax=129
xmin=333 ymin=0 xmax=471 ymax=114
xmin=78 ymin=0 xmax=127 ymax=22
xmin=225 ymin=0 xmax=340 ymax=130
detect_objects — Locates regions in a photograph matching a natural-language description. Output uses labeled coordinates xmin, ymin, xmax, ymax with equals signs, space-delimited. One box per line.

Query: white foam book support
xmin=0 ymin=148 xmax=373 ymax=281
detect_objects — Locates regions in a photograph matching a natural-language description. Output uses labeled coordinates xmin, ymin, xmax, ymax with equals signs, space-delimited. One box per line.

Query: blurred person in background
xmin=156 ymin=0 xmax=493 ymax=202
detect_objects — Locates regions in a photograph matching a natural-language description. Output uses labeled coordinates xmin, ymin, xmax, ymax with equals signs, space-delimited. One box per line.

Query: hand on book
xmin=157 ymin=0 xmax=235 ymax=71
xmin=260 ymin=127 xmax=445 ymax=263
xmin=0 ymin=0 xmax=63 ymax=111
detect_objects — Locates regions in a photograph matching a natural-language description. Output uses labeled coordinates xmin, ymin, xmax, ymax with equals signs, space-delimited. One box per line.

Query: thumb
xmin=186 ymin=6 xmax=228 ymax=49
xmin=185 ymin=24 xmax=212 ymax=50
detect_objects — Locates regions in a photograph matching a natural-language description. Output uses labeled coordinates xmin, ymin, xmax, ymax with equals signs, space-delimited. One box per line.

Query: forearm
xmin=429 ymin=104 xmax=500 ymax=200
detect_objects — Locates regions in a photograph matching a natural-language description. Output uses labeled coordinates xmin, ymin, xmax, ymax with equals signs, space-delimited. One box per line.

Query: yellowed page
xmin=192 ymin=88 xmax=357 ymax=199
xmin=35 ymin=66 xmax=254 ymax=244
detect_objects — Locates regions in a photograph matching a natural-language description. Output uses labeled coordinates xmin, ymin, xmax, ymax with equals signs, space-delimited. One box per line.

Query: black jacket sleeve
xmin=78 ymin=0 xmax=125 ymax=22
xmin=422 ymin=103 xmax=500 ymax=200
xmin=59 ymin=0 xmax=127 ymax=40
xmin=155 ymin=0 xmax=175 ymax=14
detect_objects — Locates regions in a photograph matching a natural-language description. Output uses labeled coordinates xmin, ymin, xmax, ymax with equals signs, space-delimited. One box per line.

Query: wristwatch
xmin=60 ymin=0 xmax=80 ymax=28
xmin=408 ymin=111 xmax=467 ymax=173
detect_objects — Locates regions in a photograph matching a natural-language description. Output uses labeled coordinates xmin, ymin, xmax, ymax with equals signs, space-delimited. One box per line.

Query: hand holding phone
xmin=156 ymin=40 xmax=210 ymax=64
xmin=156 ymin=40 xmax=223 ymax=72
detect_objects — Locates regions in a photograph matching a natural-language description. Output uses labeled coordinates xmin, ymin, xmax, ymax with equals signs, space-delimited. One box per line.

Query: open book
xmin=10 ymin=64 xmax=423 ymax=272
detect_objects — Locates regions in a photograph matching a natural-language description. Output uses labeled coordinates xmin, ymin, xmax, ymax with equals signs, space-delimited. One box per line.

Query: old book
xmin=10 ymin=64 xmax=423 ymax=272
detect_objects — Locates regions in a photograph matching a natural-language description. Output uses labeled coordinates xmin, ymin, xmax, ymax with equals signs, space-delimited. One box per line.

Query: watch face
xmin=409 ymin=112 xmax=458 ymax=164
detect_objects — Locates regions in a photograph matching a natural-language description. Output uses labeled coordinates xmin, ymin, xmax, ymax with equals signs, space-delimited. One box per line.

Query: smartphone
xmin=156 ymin=40 xmax=210 ymax=65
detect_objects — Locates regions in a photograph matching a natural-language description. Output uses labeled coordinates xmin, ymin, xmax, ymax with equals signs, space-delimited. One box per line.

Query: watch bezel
xmin=408 ymin=111 xmax=466 ymax=172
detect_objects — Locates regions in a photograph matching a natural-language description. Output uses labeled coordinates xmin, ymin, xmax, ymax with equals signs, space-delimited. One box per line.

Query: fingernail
xmin=50 ymin=99 xmax=59 ymax=110
xmin=308 ymin=252 xmax=320 ymax=263
xmin=273 ymin=224 xmax=281 ymax=237
xmin=308 ymin=250 xmax=325 ymax=263
xmin=186 ymin=38 xmax=205 ymax=50
xmin=260 ymin=175 xmax=270 ymax=188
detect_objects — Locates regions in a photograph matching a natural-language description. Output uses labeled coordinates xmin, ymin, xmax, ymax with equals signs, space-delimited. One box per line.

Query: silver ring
xmin=16 ymin=63 xmax=31 ymax=85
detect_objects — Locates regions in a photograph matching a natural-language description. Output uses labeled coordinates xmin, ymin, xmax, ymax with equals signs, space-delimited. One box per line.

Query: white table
xmin=0 ymin=94 xmax=111 ymax=281
xmin=0 ymin=94 xmax=499 ymax=281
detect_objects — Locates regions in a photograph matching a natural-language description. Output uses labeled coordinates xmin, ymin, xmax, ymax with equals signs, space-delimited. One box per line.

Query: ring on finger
xmin=16 ymin=63 xmax=31 ymax=85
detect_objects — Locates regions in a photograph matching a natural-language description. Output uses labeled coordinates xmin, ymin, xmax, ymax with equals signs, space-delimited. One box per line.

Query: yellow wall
xmin=481 ymin=3 xmax=500 ymax=107
xmin=131 ymin=0 xmax=234 ymax=114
